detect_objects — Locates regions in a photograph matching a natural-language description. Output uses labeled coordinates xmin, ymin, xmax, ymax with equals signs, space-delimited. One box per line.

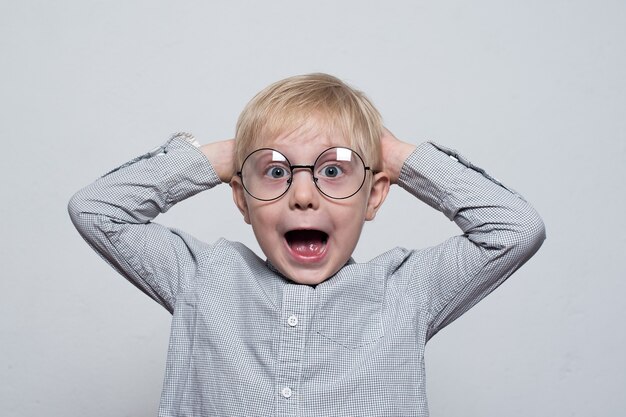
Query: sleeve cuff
xmin=160 ymin=133 xmax=222 ymax=208
xmin=397 ymin=141 xmax=525 ymax=220
xmin=98 ymin=132 xmax=222 ymax=213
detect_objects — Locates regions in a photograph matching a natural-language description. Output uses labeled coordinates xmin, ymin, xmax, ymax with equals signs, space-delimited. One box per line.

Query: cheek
xmin=350 ymin=195 xmax=370 ymax=219
xmin=248 ymin=204 xmax=281 ymax=233
xmin=332 ymin=204 xmax=367 ymax=235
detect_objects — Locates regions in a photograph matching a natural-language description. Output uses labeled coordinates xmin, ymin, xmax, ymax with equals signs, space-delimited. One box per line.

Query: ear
xmin=365 ymin=171 xmax=390 ymax=221
xmin=231 ymin=176 xmax=251 ymax=224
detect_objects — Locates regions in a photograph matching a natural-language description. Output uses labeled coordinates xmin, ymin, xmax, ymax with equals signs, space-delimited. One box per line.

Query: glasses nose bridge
xmin=289 ymin=164 xmax=317 ymax=183
xmin=287 ymin=164 xmax=320 ymax=208
xmin=287 ymin=164 xmax=321 ymax=202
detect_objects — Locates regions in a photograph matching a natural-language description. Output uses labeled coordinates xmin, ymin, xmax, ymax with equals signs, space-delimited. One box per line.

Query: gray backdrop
xmin=2 ymin=1 xmax=624 ymax=416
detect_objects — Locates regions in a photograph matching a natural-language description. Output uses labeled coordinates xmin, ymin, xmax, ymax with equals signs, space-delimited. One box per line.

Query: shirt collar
xmin=261 ymin=257 xmax=383 ymax=311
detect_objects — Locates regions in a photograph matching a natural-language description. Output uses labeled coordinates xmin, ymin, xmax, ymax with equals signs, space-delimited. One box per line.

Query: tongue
xmin=287 ymin=230 xmax=327 ymax=257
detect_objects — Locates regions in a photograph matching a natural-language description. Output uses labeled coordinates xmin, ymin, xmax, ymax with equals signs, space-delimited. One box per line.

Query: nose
xmin=288 ymin=169 xmax=319 ymax=210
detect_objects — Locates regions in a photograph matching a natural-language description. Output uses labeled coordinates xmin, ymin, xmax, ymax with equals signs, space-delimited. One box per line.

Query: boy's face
xmin=232 ymin=122 xmax=389 ymax=286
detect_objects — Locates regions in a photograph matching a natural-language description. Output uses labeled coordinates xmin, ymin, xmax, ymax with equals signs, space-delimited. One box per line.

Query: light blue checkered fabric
xmin=68 ymin=133 xmax=545 ymax=416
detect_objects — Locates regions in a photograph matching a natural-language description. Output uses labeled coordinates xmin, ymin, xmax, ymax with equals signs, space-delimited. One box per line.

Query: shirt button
xmin=287 ymin=315 xmax=298 ymax=327
xmin=281 ymin=387 xmax=292 ymax=398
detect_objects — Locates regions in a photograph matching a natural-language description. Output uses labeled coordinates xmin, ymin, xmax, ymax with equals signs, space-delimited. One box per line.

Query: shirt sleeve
xmin=67 ymin=133 xmax=221 ymax=312
xmin=397 ymin=142 xmax=546 ymax=339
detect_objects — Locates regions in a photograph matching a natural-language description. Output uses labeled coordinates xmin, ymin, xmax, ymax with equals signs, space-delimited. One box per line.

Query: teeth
xmin=285 ymin=230 xmax=328 ymax=257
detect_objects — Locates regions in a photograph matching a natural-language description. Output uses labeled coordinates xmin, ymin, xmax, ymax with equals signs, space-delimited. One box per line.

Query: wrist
xmin=386 ymin=141 xmax=416 ymax=184
xmin=200 ymin=140 xmax=235 ymax=183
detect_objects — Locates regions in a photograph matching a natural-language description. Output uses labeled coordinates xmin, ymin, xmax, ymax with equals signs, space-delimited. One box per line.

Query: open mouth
xmin=284 ymin=229 xmax=329 ymax=259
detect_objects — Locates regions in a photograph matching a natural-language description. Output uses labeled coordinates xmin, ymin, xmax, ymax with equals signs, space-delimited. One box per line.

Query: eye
xmin=265 ymin=166 xmax=289 ymax=179
xmin=319 ymin=165 xmax=343 ymax=178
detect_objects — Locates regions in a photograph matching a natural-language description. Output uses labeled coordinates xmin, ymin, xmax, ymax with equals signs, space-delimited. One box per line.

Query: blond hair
xmin=234 ymin=73 xmax=383 ymax=171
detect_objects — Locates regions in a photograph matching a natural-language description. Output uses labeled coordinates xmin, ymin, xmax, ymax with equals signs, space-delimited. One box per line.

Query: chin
xmin=281 ymin=265 xmax=336 ymax=286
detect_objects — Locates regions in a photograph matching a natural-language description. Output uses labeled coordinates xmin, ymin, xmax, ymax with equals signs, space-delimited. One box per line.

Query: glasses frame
xmin=237 ymin=146 xmax=373 ymax=201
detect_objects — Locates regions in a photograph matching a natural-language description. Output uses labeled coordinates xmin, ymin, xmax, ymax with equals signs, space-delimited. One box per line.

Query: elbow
xmin=67 ymin=188 xmax=94 ymax=233
xmin=469 ymin=202 xmax=546 ymax=257
xmin=67 ymin=190 xmax=84 ymax=226
xmin=511 ymin=204 xmax=546 ymax=258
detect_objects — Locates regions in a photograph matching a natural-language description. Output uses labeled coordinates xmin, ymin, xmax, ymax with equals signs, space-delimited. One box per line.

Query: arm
xmin=67 ymin=133 xmax=234 ymax=312
xmin=381 ymin=129 xmax=546 ymax=338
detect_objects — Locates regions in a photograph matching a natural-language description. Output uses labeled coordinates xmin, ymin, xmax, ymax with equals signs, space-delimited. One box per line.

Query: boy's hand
xmin=380 ymin=128 xmax=416 ymax=184
xmin=200 ymin=139 xmax=236 ymax=183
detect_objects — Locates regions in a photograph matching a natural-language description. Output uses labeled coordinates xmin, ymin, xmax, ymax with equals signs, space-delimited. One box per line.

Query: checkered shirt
xmin=68 ymin=133 xmax=545 ymax=416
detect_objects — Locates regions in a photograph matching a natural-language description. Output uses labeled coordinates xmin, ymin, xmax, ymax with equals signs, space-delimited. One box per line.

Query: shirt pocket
xmin=312 ymin=264 xmax=385 ymax=349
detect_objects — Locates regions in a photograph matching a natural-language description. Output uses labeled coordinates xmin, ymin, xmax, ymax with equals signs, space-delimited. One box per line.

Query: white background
xmin=1 ymin=1 xmax=624 ymax=416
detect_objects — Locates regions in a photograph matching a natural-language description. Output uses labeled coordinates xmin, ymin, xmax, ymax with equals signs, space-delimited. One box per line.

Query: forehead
xmin=258 ymin=123 xmax=351 ymax=161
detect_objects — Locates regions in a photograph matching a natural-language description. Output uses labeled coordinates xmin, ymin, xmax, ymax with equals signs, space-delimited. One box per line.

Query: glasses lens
xmin=314 ymin=147 xmax=366 ymax=199
xmin=240 ymin=149 xmax=291 ymax=201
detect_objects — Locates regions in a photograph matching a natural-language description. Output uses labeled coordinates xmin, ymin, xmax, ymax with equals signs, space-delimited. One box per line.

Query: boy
xmin=68 ymin=73 xmax=545 ymax=416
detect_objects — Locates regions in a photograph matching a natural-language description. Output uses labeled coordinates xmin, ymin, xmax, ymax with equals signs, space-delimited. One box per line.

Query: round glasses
xmin=237 ymin=147 xmax=372 ymax=201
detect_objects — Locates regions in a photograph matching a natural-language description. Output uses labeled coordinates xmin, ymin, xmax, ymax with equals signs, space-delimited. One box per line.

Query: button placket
xmin=275 ymin=285 xmax=314 ymax=413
